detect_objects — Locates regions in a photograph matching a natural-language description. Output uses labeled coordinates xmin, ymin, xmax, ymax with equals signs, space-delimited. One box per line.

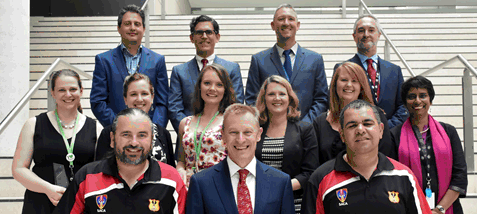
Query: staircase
xmin=2 ymin=12 xmax=477 ymax=213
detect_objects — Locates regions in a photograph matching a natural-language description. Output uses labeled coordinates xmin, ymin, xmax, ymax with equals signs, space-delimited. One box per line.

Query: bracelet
xmin=435 ymin=205 xmax=445 ymax=213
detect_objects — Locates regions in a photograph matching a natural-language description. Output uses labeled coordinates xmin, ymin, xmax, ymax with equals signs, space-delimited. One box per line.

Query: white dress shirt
xmin=276 ymin=42 xmax=299 ymax=69
xmin=227 ymin=157 xmax=257 ymax=211
xmin=195 ymin=54 xmax=216 ymax=71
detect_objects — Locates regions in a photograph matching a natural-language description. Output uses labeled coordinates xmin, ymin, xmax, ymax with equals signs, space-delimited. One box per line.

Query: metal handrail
xmin=420 ymin=54 xmax=477 ymax=79
xmin=0 ymin=58 xmax=92 ymax=136
xmin=140 ymin=0 xmax=150 ymax=11
xmin=358 ymin=0 xmax=416 ymax=77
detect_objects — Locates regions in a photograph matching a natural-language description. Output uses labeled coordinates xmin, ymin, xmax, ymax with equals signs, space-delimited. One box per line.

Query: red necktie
xmin=201 ymin=59 xmax=208 ymax=71
xmin=366 ymin=58 xmax=380 ymax=100
xmin=237 ymin=169 xmax=252 ymax=214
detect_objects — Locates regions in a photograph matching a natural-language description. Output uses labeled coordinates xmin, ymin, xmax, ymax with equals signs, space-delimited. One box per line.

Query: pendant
xmin=66 ymin=153 xmax=75 ymax=162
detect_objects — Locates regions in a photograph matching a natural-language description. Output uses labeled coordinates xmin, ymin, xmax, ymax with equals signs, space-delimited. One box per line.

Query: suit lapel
xmin=254 ymin=161 xmax=270 ymax=214
xmin=270 ymin=46 xmax=287 ymax=78
xmin=281 ymin=123 xmax=293 ymax=173
xmin=113 ymin=46 xmax=129 ymax=82
xmin=213 ymin=160 xmax=239 ymax=214
xmin=290 ymin=45 xmax=305 ymax=83
xmin=138 ymin=47 xmax=149 ymax=74
xmin=376 ymin=57 xmax=387 ymax=104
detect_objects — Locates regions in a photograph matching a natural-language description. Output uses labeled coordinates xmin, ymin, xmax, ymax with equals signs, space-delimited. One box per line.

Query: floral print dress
xmin=182 ymin=116 xmax=227 ymax=185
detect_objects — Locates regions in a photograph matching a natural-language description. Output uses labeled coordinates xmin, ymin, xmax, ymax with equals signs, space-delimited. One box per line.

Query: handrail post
xmin=358 ymin=1 xmax=364 ymax=16
xmin=462 ymin=68 xmax=475 ymax=172
xmin=161 ymin=0 xmax=165 ymax=20
xmin=145 ymin=3 xmax=150 ymax=49
xmin=384 ymin=40 xmax=390 ymax=61
xmin=341 ymin=0 xmax=346 ymax=18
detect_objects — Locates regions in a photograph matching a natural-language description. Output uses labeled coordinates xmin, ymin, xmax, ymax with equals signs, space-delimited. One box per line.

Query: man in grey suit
xmin=245 ymin=4 xmax=328 ymax=125
xmin=169 ymin=15 xmax=244 ymax=133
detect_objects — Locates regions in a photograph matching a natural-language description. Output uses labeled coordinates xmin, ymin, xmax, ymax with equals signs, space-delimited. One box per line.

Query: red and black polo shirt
xmin=54 ymin=156 xmax=186 ymax=214
xmin=302 ymin=151 xmax=432 ymax=214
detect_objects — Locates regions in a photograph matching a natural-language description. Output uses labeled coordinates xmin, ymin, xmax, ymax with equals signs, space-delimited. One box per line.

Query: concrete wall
xmin=0 ymin=0 xmax=30 ymax=157
xmin=153 ymin=0 xmax=191 ymax=15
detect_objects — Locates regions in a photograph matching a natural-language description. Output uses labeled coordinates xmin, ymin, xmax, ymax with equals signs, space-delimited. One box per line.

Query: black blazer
xmin=256 ymin=120 xmax=319 ymax=193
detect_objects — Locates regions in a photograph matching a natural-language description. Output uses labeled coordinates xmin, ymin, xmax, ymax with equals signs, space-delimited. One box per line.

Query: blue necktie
xmin=283 ymin=49 xmax=292 ymax=79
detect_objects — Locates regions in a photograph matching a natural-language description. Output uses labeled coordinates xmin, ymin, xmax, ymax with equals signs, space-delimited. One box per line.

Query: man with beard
xmin=245 ymin=3 xmax=328 ymax=125
xmin=54 ymin=108 xmax=187 ymax=214
xmin=334 ymin=15 xmax=407 ymax=129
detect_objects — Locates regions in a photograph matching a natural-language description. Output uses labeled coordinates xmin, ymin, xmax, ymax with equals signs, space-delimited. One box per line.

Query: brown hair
xmin=123 ymin=73 xmax=154 ymax=98
xmin=255 ymin=75 xmax=300 ymax=125
xmin=192 ymin=63 xmax=237 ymax=115
xmin=223 ymin=103 xmax=260 ymax=129
xmin=329 ymin=62 xmax=374 ymax=122
xmin=49 ymin=69 xmax=83 ymax=113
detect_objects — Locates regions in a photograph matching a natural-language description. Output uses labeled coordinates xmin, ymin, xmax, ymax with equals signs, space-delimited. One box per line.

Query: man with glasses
xmin=245 ymin=4 xmax=328 ymax=125
xmin=168 ymin=15 xmax=244 ymax=133
xmin=90 ymin=4 xmax=168 ymax=128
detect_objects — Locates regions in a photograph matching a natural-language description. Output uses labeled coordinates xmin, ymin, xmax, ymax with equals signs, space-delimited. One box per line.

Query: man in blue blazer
xmin=169 ymin=15 xmax=244 ymax=132
xmin=90 ymin=5 xmax=168 ymax=127
xmin=334 ymin=15 xmax=408 ymax=129
xmin=186 ymin=104 xmax=295 ymax=214
xmin=245 ymin=4 xmax=328 ymax=125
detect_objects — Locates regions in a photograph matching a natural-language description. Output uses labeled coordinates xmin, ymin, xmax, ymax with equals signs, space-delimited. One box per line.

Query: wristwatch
xmin=435 ymin=205 xmax=445 ymax=213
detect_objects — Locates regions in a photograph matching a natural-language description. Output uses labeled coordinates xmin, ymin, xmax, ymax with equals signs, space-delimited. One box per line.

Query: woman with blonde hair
xmin=255 ymin=75 xmax=318 ymax=214
xmin=313 ymin=62 xmax=395 ymax=164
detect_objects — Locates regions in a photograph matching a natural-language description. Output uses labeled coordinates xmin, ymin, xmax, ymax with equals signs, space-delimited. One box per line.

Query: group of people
xmin=11 ymin=3 xmax=467 ymax=214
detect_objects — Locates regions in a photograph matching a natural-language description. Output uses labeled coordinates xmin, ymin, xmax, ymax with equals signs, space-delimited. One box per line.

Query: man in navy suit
xmin=335 ymin=15 xmax=407 ymax=128
xmin=245 ymin=4 xmax=328 ymax=125
xmin=90 ymin=4 xmax=168 ymax=127
xmin=186 ymin=104 xmax=295 ymax=214
xmin=168 ymin=15 xmax=244 ymax=132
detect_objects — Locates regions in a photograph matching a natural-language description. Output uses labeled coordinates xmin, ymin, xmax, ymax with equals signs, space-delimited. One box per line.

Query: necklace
xmin=420 ymin=127 xmax=429 ymax=134
xmin=60 ymin=120 xmax=76 ymax=129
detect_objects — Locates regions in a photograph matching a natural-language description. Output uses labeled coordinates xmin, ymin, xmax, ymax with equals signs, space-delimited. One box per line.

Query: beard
xmin=357 ymin=40 xmax=377 ymax=55
xmin=114 ymin=140 xmax=151 ymax=165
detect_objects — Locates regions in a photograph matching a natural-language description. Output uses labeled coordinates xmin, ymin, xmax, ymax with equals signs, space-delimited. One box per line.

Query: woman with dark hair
xmin=12 ymin=69 xmax=102 ymax=213
xmin=94 ymin=73 xmax=175 ymax=167
xmin=176 ymin=63 xmax=236 ymax=186
xmin=313 ymin=62 xmax=395 ymax=164
xmin=391 ymin=76 xmax=467 ymax=214
xmin=255 ymin=75 xmax=318 ymax=214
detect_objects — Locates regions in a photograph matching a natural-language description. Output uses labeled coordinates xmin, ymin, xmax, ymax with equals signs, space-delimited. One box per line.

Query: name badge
xmin=425 ymin=188 xmax=435 ymax=208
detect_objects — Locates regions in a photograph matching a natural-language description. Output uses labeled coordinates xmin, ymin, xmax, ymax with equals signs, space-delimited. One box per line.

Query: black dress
xmin=22 ymin=113 xmax=97 ymax=214
xmin=95 ymin=123 xmax=175 ymax=167
xmin=313 ymin=110 xmax=396 ymax=165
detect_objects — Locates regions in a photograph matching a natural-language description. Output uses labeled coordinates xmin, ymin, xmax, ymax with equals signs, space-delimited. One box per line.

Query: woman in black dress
xmin=95 ymin=73 xmax=175 ymax=167
xmin=312 ymin=62 xmax=395 ymax=164
xmin=12 ymin=69 xmax=102 ymax=213
xmin=254 ymin=75 xmax=318 ymax=214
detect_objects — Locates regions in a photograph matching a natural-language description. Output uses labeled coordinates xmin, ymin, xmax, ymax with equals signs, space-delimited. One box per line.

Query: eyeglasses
xmin=193 ymin=30 xmax=216 ymax=36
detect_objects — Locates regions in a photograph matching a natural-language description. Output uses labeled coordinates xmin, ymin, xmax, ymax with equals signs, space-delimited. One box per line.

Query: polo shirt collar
xmin=334 ymin=151 xmax=394 ymax=175
xmin=102 ymin=156 xmax=161 ymax=182
xmin=357 ymin=52 xmax=378 ymax=65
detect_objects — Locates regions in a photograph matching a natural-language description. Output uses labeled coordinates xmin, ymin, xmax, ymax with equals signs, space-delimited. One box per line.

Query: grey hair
xmin=339 ymin=99 xmax=382 ymax=129
xmin=353 ymin=14 xmax=381 ymax=34
xmin=111 ymin=108 xmax=153 ymax=135
xmin=223 ymin=103 xmax=260 ymax=130
xmin=273 ymin=3 xmax=297 ymax=20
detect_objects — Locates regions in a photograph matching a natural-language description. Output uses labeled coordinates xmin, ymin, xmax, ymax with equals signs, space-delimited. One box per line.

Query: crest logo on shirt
xmin=388 ymin=191 xmax=400 ymax=203
xmin=96 ymin=194 xmax=107 ymax=212
xmin=336 ymin=188 xmax=348 ymax=206
xmin=149 ymin=199 xmax=160 ymax=212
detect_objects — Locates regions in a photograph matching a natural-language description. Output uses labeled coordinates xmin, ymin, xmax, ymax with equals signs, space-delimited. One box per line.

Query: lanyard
xmin=411 ymin=125 xmax=433 ymax=194
xmin=193 ymin=111 xmax=219 ymax=172
xmin=55 ymin=110 xmax=79 ymax=181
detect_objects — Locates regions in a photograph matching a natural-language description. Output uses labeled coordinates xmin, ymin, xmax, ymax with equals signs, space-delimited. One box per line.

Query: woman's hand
xmin=46 ymin=184 xmax=66 ymax=206
xmin=177 ymin=168 xmax=187 ymax=186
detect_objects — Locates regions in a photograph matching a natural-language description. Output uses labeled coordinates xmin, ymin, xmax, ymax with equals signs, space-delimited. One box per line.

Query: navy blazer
xmin=168 ymin=56 xmax=244 ymax=132
xmin=256 ymin=121 xmax=319 ymax=194
xmin=186 ymin=158 xmax=295 ymax=214
xmin=90 ymin=46 xmax=168 ymax=127
xmin=335 ymin=54 xmax=408 ymax=128
xmin=245 ymin=45 xmax=329 ymax=125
